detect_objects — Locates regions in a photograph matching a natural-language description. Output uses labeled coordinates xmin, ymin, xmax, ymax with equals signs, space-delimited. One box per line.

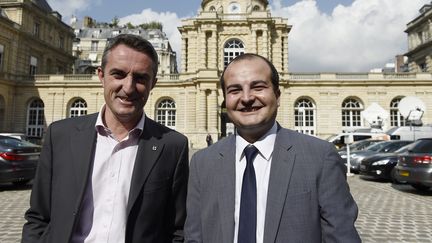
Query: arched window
xmin=294 ymin=98 xmax=316 ymax=135
xmin=156 ymin=99 xmax=176 ymax=129
xmin=70 ymin=98 xmax=87 ymax=117
xmin=224 ymin=39 xmax=245 ymax=68
xmin=252 ymin=5 xmax=260 ymax=11
xmin=209 ymin=6 xmax=216 ymax=11
xmin=27 ymin=99 xmax=45 ymax=137
xmin=390 ymin=97 xmax=406 ymax=127
xmin=342 ymin=98 xmax=363 ymax=129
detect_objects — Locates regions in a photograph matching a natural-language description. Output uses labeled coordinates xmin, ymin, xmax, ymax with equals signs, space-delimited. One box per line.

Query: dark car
xmin=0 ymin=135 xmax=41 ymax=185
xmin=338 ymin=139 xmax=384 ymax=156
xmin=359 ymin=143 xmax=412 ymax=182
xmin=395 ymin=138 xmax=432 ymax=191
xmin=343 ymin=140 xmax=413 ymax=173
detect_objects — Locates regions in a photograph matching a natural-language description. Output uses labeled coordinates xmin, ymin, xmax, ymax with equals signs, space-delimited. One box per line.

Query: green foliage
xmin=138 ymin=22 xmax=163 ymax=30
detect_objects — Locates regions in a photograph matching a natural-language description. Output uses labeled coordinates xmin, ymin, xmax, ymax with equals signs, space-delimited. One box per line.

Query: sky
xmin=46 ymin=0 xmax=430 ymax=72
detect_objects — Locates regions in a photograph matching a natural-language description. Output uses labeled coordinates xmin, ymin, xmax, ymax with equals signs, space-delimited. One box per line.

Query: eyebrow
xmin=226 ymin=80 xmax=268 ymax=89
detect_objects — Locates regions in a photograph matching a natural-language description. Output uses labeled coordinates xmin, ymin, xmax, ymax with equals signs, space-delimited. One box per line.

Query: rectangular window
xmin=91 ymin=41 xmax=99 ymax=51
xmin=59 ymin=36 xmax=64 ymax=49
xmin=29 ymin=56 xmax=38 ymax=75
xmin=34 ymin=22 xmax=40 ymax=37
xmin=0 ymin=44 xmax=4 ymax=71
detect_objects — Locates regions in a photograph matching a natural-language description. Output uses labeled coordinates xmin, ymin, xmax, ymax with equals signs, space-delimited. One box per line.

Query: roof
xmin=31 ymin=0 xmax=53 ymax=13
xmin=75 ymin=27 xmax=167 ymax=40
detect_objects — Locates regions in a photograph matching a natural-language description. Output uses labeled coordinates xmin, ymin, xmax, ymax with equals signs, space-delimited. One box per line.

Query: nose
xmin=122 ymin=75 xmax=136 ymax=94
xmin=240 ymin=88 xmax=254 ymax=104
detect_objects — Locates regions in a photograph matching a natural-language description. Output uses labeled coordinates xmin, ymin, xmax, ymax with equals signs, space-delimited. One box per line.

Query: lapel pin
xmin=152 ymin=146 xmax=157 ymax=151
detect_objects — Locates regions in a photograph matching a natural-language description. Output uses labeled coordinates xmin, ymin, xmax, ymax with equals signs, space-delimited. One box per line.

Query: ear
xmin=275 ymin=89 xmax=281 ymax=107
xmin=150 ymin=78 xmax=158 ymax=90
xmin=97 ymin=67 xmax=105 ymax=86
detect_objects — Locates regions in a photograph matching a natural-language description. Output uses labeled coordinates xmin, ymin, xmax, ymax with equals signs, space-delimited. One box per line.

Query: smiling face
xmin=98 ymin=44 xmax=157 ymax=129
xmin=223 ymin=56 xmax=280 ymax=143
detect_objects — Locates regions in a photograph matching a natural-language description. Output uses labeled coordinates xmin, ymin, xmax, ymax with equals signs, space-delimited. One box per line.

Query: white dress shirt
xmin=73 ymin=105 xmax=144 ymax=243
xmin=233 ymin=122 xmax=277 ymax=243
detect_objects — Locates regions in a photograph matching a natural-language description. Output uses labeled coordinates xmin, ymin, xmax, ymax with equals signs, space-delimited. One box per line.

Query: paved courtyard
xmin=0 ymin=175 xmax=431 ymax=243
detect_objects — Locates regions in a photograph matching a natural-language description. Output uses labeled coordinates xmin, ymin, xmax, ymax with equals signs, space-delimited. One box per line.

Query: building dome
xmin=201 ymin=0 xmax=269 ymax=13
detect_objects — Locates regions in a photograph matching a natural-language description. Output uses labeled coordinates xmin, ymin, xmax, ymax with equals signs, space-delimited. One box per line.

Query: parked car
xmin=0 ymin=135 xmax=41 ymax=185
xmin=395 ymin=138 xmax=432 ymax=191
xmin=359 ymin=143 xmax=413 ymax=182
xmin=0 ymin=133 xmax=29 ymax=141
xmin=327 ymin=132 xmax=389 ymax=149
xmin=343 ymin=140 xmax=413 ymax=173
xmin=338 ymin=139 xmax=384 ymax=156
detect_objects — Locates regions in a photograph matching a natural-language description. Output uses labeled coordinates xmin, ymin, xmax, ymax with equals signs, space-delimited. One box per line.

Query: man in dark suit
xmin=185 ymin=53 xmax=361 ymax=243
xmin=22 ymin=34 xmax=189 ymax=243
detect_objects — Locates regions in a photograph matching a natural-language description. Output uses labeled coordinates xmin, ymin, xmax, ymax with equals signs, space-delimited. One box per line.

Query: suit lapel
xmin=70 ymin=114 xmax=98 ymax=208
xmin=264 ymin=128 xmax=296 ymax=243
xmin=126 ymin=118 xmax=164 ymax=214
xmin=216 ymin=136 xmax=236 ymax=243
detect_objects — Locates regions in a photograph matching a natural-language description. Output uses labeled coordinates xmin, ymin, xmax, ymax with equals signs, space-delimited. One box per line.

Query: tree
xmin=110 ymin=16 xmax=119 ymax=27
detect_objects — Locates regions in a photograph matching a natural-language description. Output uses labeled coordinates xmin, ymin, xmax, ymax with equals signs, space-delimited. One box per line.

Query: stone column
xmin=196 ymin=88 xmax=206 ymax=131
xmin=199 ymin=31 xmax=207 ymax=69
xmin=181 ymin=37 xmax=187 ymax=72
xmin=208 ymin=31 xmax=218 ymax=69
xmin=251 ymin=29 xmax=257 ymax=53
xmin=207 ymin=89 xmax=218 ymax=132
xmin=262 ymin=30 xmax=269 ymax=59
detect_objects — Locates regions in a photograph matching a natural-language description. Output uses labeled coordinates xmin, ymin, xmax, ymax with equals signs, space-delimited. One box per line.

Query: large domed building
xmin=0 ymin=0 xmax=431 ymax=148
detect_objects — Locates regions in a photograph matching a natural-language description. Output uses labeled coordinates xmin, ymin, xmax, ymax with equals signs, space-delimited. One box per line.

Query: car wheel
xmin=12 ymin=180 xmax=31 ymax=186
xmin=411 ymin=184 xmax=431 ymax=192
xmin=390 ymin=168 xmax=405 ymax=184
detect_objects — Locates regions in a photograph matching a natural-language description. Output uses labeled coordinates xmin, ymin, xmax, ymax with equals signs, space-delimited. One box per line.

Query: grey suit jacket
xmin=185 ymin=126 xmax=361 ymax=243
xmin=22 ymin=113 xmax=189 ymax=243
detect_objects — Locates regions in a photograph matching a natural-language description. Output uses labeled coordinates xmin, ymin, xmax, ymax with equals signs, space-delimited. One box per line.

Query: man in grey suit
xmin=22 ymin=34 xmax=189 ymax=243
xmin=185 ymin=53 xmax=361 ymax=243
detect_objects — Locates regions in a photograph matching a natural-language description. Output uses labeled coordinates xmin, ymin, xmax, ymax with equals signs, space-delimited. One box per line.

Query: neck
xmin=103 ymin=110 xmax=142 ymax=141
xmin=237 ymin=122 xmax=274 ymax=144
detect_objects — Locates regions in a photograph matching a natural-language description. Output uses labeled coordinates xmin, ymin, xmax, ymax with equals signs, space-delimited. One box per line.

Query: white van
xmin=385 ymin=126 xmax=432 ymax=140
xmin=326 ymin=132 xmax=389 ymax=149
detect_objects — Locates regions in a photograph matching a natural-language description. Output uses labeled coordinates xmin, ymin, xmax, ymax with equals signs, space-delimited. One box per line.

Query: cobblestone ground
xmin=351 ymin=176 xmax=432 ymax=243
xmin=0 ymin=176 xmax=431 ymax=243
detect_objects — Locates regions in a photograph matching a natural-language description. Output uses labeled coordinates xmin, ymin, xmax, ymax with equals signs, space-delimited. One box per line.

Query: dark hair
xmin=220 ymin=53 xmax=280 ymax=94
xmin=101 ymin=34 xmax=159 ymax=79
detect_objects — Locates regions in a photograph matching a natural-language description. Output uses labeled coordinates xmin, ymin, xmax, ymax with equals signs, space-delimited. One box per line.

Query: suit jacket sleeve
xmin=184 ymin=152 xmax=203 ymax=243
xmin=21 ymin=124 xmax=54 ymax=242
xmin=318 ymin=142 xmax=361 ymax=242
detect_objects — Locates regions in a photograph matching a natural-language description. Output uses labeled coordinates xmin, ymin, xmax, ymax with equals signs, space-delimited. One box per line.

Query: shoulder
xmin=192 ymin=135 xmax=233 ymax=162
xmin=48 ymin=113 xmax=98 ymax=131
xmin=145 ymin=118 xmax=188 ymax=145
xmin=277 ymin=127 xmax=334 ymax=151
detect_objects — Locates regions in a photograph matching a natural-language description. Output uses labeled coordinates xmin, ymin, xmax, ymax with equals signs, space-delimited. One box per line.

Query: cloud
xmin=119 ymin=9 xmax=183 ymax=68
xmin=270 ymin=0 xmax=429 ymax=72
xmin=47 ymin=0 xmax=101 ymax=20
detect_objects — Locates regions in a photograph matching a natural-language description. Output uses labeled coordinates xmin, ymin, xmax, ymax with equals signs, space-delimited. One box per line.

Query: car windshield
xmin=379 ymin=141 xmax=412 ymax=153
xmin=394 ymin=144 xmax=412 ymax=153
xmin=364 ymin=141 xmax=388 ymax=152
xmin=0 ymin=136 xmax=38 ymax=147
xmin=409 ymin=139 xmax=432 ymax=153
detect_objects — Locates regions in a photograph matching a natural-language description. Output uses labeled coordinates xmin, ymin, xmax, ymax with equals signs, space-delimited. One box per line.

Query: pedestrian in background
xmin=206 ymin=134 xmax=213 ymax=147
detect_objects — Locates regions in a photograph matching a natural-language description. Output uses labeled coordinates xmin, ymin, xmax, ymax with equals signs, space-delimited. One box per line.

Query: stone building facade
xmin=0 ymin=0 xmax=431 ymax=148
xmin=72 ymin=17 xmax=177 ymax=75
xmin=0 ymin=0 xmax=74 ymax=138
xmin=405 ymin=1 xmax=432 ymax=73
